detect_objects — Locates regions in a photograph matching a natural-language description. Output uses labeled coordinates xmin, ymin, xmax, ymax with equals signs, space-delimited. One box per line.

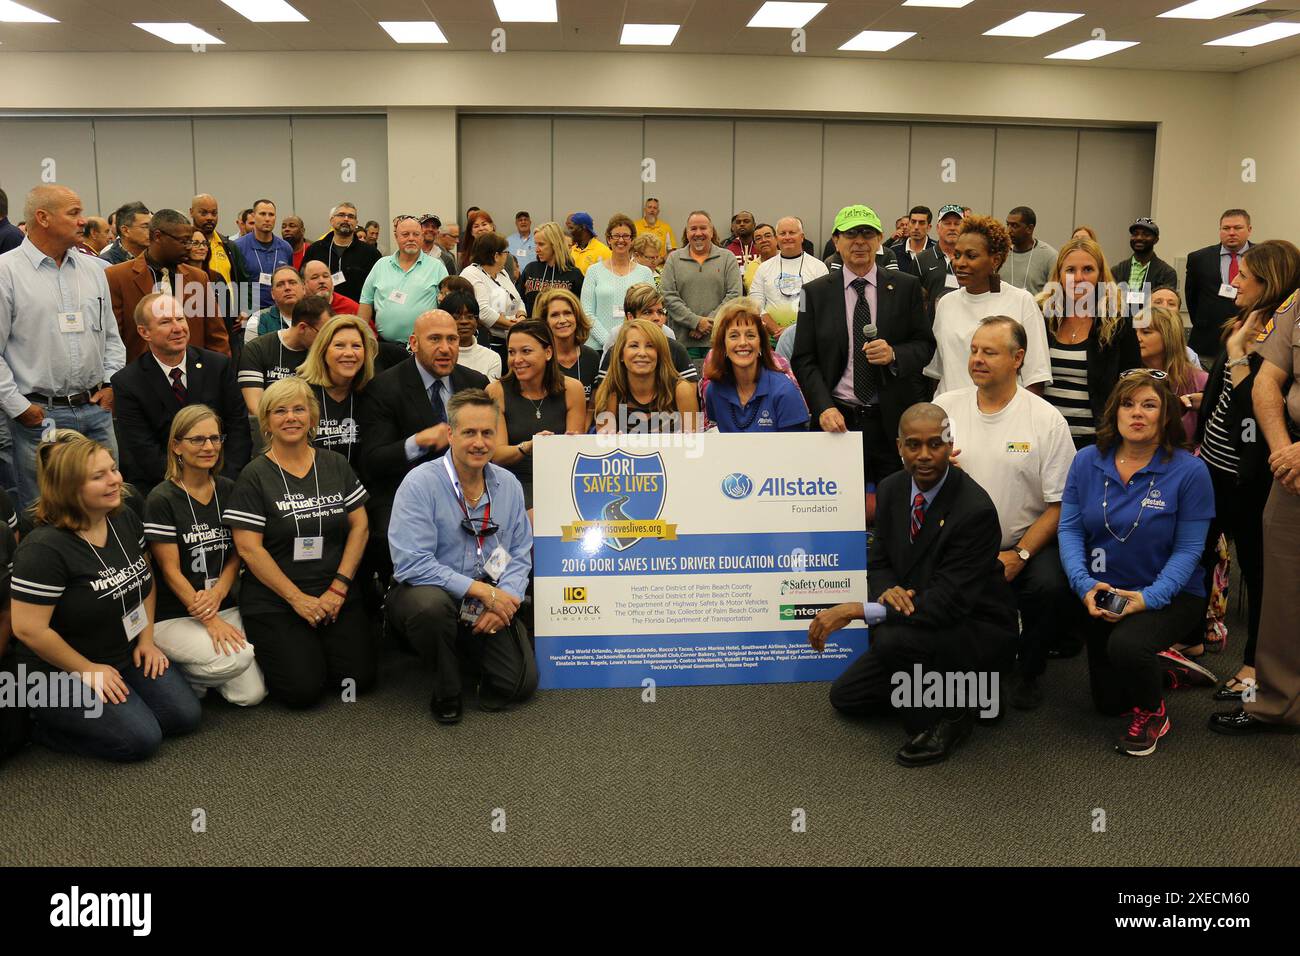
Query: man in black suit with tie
xmin=359 ymin=309 xmax=490 ymax=576
xmin=111 ymin=292 xmax=251 ymax=492
xmin=1185 ymin=208 xmax=1253 ymax=358
xmin=808 ymin=403 xmax=1017 ymax=766
xmin=792 ymin=204 xmax=934 ymax=484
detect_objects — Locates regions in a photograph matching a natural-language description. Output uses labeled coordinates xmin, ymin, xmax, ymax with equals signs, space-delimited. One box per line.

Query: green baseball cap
xmin=833 ymin=205 xmax=883 ymax=235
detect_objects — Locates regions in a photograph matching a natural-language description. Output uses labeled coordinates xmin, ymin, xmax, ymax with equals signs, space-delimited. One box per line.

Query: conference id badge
xmin=388 ymin=290 xmax=408 ymax=305
xmin=259 ymin=272 xmax=273 ymax=286
xmin=1218 ymin=283 xmax=1237 ymax=299
xmin=293 ymin=536 xmax=324 ymax=562
xmin=483 ymin=546 xmax=509 ymax=582
xmin=944 ymin=273 xmax=959 ymax=289
xmin=612 ymin=308 xmax=625 ymax=323
xmin=57 ymin=310 xmax=85 ymax=333
xmin=459 ymin=595 xmax=485 ymax=625
xmin=1126 ymin=289 xmax=1146 ymax=307
xmin=332 ymin=270 xmax=346 ymax=286
xmin=122 ymin=603 xmax=147 ymax=640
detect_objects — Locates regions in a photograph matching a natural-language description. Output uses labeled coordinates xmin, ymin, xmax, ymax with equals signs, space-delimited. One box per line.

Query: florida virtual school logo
xmin=564 ymin=450 xmax=676 ymax=553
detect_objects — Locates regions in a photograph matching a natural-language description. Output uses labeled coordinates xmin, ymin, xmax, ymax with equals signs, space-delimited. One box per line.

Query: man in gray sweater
xmin=661 ymin=210 xmax=742 ymax=357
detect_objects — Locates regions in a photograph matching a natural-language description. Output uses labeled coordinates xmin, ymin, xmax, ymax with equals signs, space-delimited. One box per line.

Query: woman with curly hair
xmin=923 ymin=215 xmax=1052 ymax=396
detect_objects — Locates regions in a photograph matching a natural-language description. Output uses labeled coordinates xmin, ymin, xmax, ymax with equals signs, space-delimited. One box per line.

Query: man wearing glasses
xmin=110 ymin=292 xmax=251 ymax=490
xmin=386 ymin=388 xmax=536 ymax=724
xmin=105 ymin=209 xmax=230 ymax=362
xmin=301 ymin=201 xmax=381 ymax=304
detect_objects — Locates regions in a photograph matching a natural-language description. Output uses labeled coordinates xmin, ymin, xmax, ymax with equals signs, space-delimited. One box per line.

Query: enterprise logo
xmin=779 ymin=603 xmax=837 ymax=621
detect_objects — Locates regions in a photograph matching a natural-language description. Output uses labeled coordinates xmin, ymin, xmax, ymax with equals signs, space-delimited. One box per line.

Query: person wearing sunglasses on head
xmin=386 ymin=388 xmax=536 ymax=724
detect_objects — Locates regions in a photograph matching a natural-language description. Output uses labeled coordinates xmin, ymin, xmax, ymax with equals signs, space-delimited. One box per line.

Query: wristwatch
xmin=1015 ymin=547 xmax=1031 ymax=562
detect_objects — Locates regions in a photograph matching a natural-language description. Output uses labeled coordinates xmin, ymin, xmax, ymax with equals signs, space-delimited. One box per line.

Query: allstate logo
xmin=721 ymin=473 xmax=753 ymax=500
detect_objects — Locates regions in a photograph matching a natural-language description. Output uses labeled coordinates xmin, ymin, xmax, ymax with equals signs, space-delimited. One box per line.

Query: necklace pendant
xmin=535 ymin=408 xmax=542 ymax=420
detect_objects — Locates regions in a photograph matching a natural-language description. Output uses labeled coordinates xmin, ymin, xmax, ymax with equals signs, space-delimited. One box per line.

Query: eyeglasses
xmin=839 ymin=227 xmax=878 ymax=240
xmin=179 ymin=435 xmax=226 ymax=448
xmin=191 ymin=239 xmax=209 ymax=248
xmin=609 ymin=233 xmax=633 ymax=242
xmin=163 ymin=231 xmax=196 ymax=244
xmin=1119 ymin=368 xmax=1168 ymax=380
xmin=460 ymin=517 xmax=500 ymax=537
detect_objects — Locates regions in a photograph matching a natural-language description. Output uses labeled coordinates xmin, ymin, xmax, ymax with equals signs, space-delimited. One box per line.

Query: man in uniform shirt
xmin=567 ymin=212 xmax=611 ymax=276
xmin=301 ymin=202 xmax=382 ymax=304
xmin=0 ymin=186 xmax=126 ymax=506
xmin=234 ymin=199 xmax=294 ymax=311
xmin=635 ymin=198 xmax=676 ymax=258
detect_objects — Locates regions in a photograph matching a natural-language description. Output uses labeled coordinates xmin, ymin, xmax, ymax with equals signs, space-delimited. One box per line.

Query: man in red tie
xmin=1184 ymin=209 xmax=1253 ymax=359
xmin=807 ymin=402 xmax=1018 ymax=767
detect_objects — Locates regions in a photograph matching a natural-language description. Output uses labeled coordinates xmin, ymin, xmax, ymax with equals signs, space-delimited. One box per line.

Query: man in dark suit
xmin=1184 ymin=208 xmax=1253 ymax=358
xmin=111 ymin=293 xmax=250 ymax=491
xmin=792 ymin=204 xmax=934 ymax=484
xmin=105 ymin=209 xmax=230 ymax=362
xmin=809 ymin=403 xmax=1017 ymax=766
xmin=1109 ymin=217 xmax=1178 ymax=309
xmin=359 ymin=309 xmax=490 ymax=571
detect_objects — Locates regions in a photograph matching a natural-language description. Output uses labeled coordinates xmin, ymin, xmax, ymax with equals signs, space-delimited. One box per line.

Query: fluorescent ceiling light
xmin=379 ymin=21 xmax=448 ymax=43
xmin=620 ymin=23 xmax=680 ymax=45
xmin=0 ymin=1 xmax=56 ymax=22
xmin=747 ymin=2 xmax=827 ymax=27
xmin=903 ymin=0 xmax=974 ymax=8
xmin=984 ymin=12 xmax=1083 ymax=37
xmin=134 ymin=22 xmax=225 ymax=44
xmin=493 ymin=0 xmax=558 ymax=22
xmin=219 ymin=0 xmax=307 ymax=22
xmin=1205 ymin=21 xmax=1300 ymax=44
xmin=1158 ymin=0 xmax=1257 ymax=18
xmin=839 ymin=30 xmax=915 ymax=52
xmin=1046 ymin=39 xmax=1138 ymax=59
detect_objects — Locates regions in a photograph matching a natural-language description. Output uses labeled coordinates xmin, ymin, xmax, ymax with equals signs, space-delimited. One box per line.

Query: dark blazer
xmin=301 ymin=232 xmax=382 ymax=303
xmin=105 ymin=257 xmax=231 ymax=362
xmin=110 ymin=346 xmax=251 ymax=492
xmin=869 ymin=466 xmax=1017 ymax=644
xmin=1185 ymin=243 xmax=1250 ymax=356
xmin=358 ymin=357 xmax=490 ymax=526
xmin=1110 ymin=253 xmax=1178 ymax=294
xmin=791 ymin=264 xmax=934 ymax=443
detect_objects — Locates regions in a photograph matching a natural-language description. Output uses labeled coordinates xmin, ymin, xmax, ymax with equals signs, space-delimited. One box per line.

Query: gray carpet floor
xmin=1 ymin=595 xmax=1297 ymax=867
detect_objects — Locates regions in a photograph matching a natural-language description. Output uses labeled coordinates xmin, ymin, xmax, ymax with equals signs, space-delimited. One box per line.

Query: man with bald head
xmin=807 ymin=401 xmax=1017 ymax=767
xmin=358 ymin=216 xmax=447 ymax=345
xmin=0 ymin=185 xmax=126 ymax=505
xmin=282 ymin=215 xmax=307 ymax=270
xmin=750 ymin=216 xmax=829 ymax=340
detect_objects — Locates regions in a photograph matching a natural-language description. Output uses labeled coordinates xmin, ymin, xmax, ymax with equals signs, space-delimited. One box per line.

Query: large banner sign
xmin=533 ymin=433 xmax=868 ymax=689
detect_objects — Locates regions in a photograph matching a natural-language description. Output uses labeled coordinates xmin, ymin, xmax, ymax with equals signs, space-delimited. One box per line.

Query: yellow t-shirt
xmin=635 ymin=219 xmax=676 ymax=256
xmin=571 ymin=238 xmax=612 ymax=275
xmin=207 ymin=233 xmax=233 ymax=284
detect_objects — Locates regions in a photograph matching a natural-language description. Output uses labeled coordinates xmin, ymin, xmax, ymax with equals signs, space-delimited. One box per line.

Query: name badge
xmin=388 ymin=290 xmax=408 ymax=305
xmin=612 ymin=308 xmax=625 ymax=323
xmin=58 ymin=310 xmax=85 ymax=333
xmin=204 ymin=576 xmax=220 ymax=592
xmin=483 ymin=546 xmax=510 ymax=582
xmin=1218 ymin=283 xmax=1237 ymax=299
xmin=459 ymin=595 xmax=485 ymax=625
xmin=331 ymin=271 xmax=346 ymax=286
xmin=944 ymin=273 xmax=959 ymax=289
xmin=1126 ymin=290 xmax=1146 ymax=306
xmin=122 ymin=603 xmax=148 ymax=640
xmin=293 ymin=536 xmax=324 ymax=562
xmin=259 ymin=272 xmax=273 ymax=286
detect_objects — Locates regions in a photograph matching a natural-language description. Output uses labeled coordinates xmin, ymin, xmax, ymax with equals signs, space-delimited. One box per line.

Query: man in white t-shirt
xmin=934 ymin=316 xmax=1075 ymax=711
xmin=750 ymin=216 xmax=830 ymax=343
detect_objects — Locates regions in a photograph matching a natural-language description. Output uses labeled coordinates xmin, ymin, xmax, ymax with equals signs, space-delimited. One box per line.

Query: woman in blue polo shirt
xmin=701 ymin=298 xmax=808 ymax=433
xmin=1058 ymin=371 xmax=1214 ymax=758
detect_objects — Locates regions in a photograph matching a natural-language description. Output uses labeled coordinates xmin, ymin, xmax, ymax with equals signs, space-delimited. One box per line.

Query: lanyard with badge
xmin=80 ymin=520 xmax=149 ymax=641
xmin=181 ymin=478 xmax=224 ymax=591
xmin=270 ymin=450 xmax=324 ymax=561
xmin=253 ymin=243 xmax=276 ymax=286
xmin=327 ymin=245 xmax=347 ymax=286
xmin=55 ymin=258 xmax=91 ymax=334
xmin=944 ymin=256 xmax=959 ymax=289
xmin=443 ymin=455 xmax=510 ymax=623
xmin=776 ymin=254 xmax=805 ymax=300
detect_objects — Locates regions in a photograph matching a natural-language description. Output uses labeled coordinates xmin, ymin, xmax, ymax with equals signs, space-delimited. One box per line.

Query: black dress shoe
xmin=1010 ymin=674 xmax=1043 ymax=711
xmin=896 ymin=713 xmax=973 ymax=767
xmin=431 ymin=694 xmax=463 ymax=724
xmin=1208 ymin=709 xmax=1293 ymax=736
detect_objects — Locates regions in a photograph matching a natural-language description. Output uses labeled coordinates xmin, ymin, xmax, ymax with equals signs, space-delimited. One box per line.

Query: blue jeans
xmin=30 ymin=659 xmax=201 ymax=762
xmin=7 ymin=402 xmax=118 ymax=508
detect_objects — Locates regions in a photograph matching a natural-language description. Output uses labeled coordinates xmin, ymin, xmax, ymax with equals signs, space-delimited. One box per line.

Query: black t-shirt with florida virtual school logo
xmin=11 ymin=510 xmax=154 ymax=671
xmin=144 ymin=477 xmax=239 ymax=623
xmin=238 ymin=330 xmax=308 ymax=390
xmin=222 ymin=449 xmax=368 ymax=617
xmin=310 ymin=384 xmax=364 ymax=464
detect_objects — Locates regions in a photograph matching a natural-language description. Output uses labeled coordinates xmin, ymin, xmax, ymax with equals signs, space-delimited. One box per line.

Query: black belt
xmin=26 ymin=387 xmax=103 ymax=407
xmin=835 ymin=401 xmax=881 ymax=422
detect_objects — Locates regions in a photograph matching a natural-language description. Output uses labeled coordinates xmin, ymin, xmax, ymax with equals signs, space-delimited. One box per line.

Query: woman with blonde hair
xmin=631 ymin=233 xmax=663 ymax=274
xmin=144 ymin=404 xmax=266 ymax=706
xmin=1071 ymin=225 xmax=1098 ymax=243
xmin=12 ymin=436 xmax=201 ymax=760
xmin=1134 ymin=305 xmax=1207 ymax=441
xmin=519 ymin=221 xmax=584 ymax=316
xmin=297 ymin=314 xmax=376 ymax=465
xmin=1036 ymin=237 xmax=1140 ymax=449
xmin=224 ymin=377 xmax=373 ymax=708
xmin=594 ymin=319 xmax=698 ymax=434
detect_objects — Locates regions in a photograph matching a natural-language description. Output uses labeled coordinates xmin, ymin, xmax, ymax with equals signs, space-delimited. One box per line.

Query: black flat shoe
xmin=896 ymin=714 xmax=972 ymax=767
xmin=1213 ymin=678 xmax=1253 ymax=702
xmin=431 ymin=694 xmax=463 ymax=724
xmin=1208 ymin=709 xmax=1292 ymax=736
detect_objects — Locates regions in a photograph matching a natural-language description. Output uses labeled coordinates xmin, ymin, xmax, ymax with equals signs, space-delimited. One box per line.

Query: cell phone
xmin=1095 ymin=589 xmax=1130 ymax=615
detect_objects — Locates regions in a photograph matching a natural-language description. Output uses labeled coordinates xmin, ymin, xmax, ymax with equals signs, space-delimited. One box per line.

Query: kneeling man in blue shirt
xmin=387 ymin=388 xmax=536 ymax=723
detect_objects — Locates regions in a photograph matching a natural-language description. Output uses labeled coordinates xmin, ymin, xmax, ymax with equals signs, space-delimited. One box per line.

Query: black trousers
xmin=386 ymin=583 xmax=538 ymax=704
xmin=1204 ymin=463 xmax=1269 ymax=665
xmin=0 ymin=647 xmax=30 ymax=763
xmin=834 ymin=402 xmax=902 ymax=486
xmin=1079 ymin=591 xmax=1205 ymax=715
xmin=1011 ymin=541 xmax=1074 ymax=679
xmin=241 ymin=602 xmax=378 ymax=709
xmin=829 ymin=619 xmax=1012 ymax=734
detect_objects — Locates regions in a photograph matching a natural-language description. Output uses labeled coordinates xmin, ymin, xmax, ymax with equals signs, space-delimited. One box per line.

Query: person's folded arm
xmin=1057 ymin=497 xmax=1097 ymax=600
xmin=1139 ymin=518 xmax=1211 ymax=610
xmin=388 ymin=475 xmax=473 ymax=600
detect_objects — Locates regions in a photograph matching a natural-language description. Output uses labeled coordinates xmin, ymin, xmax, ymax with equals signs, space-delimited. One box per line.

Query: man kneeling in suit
xmin=809 ymin=402 xmax=1017 ymax=766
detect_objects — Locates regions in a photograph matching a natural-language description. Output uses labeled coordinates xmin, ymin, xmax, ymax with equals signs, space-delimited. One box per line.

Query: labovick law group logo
xmin=564 ymin=450 xmax=676 ymax=553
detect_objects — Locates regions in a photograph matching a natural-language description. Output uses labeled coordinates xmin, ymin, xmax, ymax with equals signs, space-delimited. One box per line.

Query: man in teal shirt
xmin=359 ymin=216 xmax=447 ymax=344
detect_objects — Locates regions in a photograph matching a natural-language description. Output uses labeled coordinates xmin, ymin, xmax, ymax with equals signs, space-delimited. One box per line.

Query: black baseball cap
xmin=1129 ymin=217 xmax=1159 ymax=238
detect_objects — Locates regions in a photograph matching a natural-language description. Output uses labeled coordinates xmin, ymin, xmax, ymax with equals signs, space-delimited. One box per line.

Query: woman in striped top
xmin=1035 ymin=239 xmax=1140 ymax=449
xmin=1193 ymin=240 xmax=1300 ymax=699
